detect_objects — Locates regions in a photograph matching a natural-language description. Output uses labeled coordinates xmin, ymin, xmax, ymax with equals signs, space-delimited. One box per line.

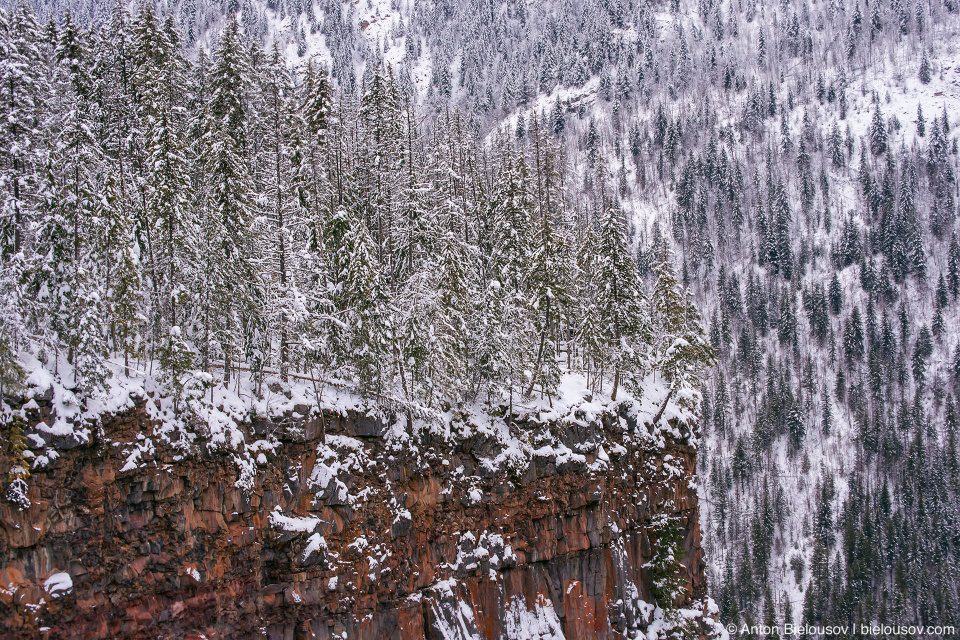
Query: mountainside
xmin=227 ymin=0 xmax=960 ymax=629
xmin=0 ymin=5 xmax=723 ymax=638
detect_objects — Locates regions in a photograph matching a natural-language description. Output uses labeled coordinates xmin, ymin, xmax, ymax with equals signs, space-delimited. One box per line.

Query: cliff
xmin=0 ymin=392 xmax=716 ymax=639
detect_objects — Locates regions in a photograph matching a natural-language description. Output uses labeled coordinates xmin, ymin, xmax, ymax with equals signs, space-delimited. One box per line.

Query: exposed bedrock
xmin=0 ymin=403 xmax=708 ymax=639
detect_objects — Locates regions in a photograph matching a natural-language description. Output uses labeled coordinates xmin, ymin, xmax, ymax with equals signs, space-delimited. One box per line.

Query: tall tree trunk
xmin=11 ymin=78 xmax=21 ymax=255
xmin=651 ymin=383 xmax=677 ymax=426
xmin=275 ymin=109 xmax=288 ymax=382
xmin=525 ymin=297 xmax=550 ymax=398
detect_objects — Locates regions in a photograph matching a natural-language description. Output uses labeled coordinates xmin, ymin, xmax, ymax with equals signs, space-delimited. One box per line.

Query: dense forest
xmin=3 ymin=0 xmax=960 ymax=633
xmin=0 ymin=3 xmax=714 ymax=452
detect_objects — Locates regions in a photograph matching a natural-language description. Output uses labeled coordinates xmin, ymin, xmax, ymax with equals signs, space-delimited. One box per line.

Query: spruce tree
xmin=257 ymin=43 xmax=300 ymax=381
xmin=591 ymin=198 xmax=650 ymax=400
xmin=133 ymin=7 xmax=195 ymax=345
xmin=481 ymin=153 xmax=538 ymax=401
xmin=870 ymin=108 xmax=888 ymax=156
xmin=0 ymin=3 xmax=45 ymax=260
xmin=552 ymin=96 xmax=565 ymax=136
xmin=912 ymin=325 xmax=933 ymax=385
xmin=651 ymin=246 xmax=717 ymax=409
xmin=844 ymin=306 xmax=865 ymax=363
xmin=204 ymin=17 xmax=261 ymax=384
xmin=358 ymin=65 xmax=403 ymax=267
xmin=324 ymin=202 xmax=390 ymax=391
xmin=525 ymin=126 xmax=571 ymax=399
xmin=919 ymin=51 xmax=932 ymax=84
xmin=299 ymin=60 xmax=332 ymax=221
xmin=948 ymin=234 xmax=960 ymax=297
xmin=828 ymin=273 xmax=842 ymax=315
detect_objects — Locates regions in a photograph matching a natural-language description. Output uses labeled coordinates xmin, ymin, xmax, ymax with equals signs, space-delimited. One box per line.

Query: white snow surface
xmin=302 ymin=533 xmax=328 ymax=560
xmin=503 ymin=594 xmax=565 ymax=640
xmin=10 ymin=345 xmax=692 ymax=496
xmin=42 ymin=572 xmax=72 ymax=598
xmin=269 ymin=507 xmax=321 ymax=533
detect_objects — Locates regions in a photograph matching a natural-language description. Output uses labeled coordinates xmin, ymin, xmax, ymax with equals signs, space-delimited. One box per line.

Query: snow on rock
xmin=43 ymin=572 xmax=72 ymax=598
xmin=348 ymin=536 xmax=369 ymax=556
xmin=9 ymin=331 xmax=692 ymax=504
xmin=1 ymin=352 xmax=711 ymax=638
xmin=425 ymin=578 xmax=482 ymax=640
xmin=120 ymin=438 xmax=156 ymax=473
xmin=503 ymin=594 xmax=566 ymax=640
xmin=301 ymin=533 xmax=328 ymax=565
xmin=391 ymin=508 xmax=413 ymax=537
xmin=268 ymin=507 xmax=321 ymax=534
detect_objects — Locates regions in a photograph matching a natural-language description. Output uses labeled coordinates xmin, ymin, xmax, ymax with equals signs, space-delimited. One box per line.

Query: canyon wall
xmin=0 ymin=401 xmax=710 ymax=639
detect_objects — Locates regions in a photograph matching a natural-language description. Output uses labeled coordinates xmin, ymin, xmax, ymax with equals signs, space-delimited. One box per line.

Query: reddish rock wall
xmin=0 ymin=405 xmax=706 ymax=639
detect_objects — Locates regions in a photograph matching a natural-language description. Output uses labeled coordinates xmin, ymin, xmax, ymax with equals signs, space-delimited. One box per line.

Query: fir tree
xmin=828 ymin=273 xmax=842 ymax=315
xmin=133 ymin=6 xmax=195 ymax=342
xmin=919 ymin=51 xmax=932 ymax=84
xmin=552 ymin=96 xmax=565 ymax=136
xmin=844 ymin=306 xmax=865 ymax=363
xmin=948 ymin=234 xmax=960 ymax=297
xmin=870 ymin=108 xmax=888 ymax=156
xmin=204 ymin=17 xmax=261 ymax=383
xmin=257 ymin=43 xmax=300 ymax=380
xmin=524 ymin=126 xmax=571 ymax=399
xmin=577 ymin=198 xmax=651 ymax=400
xmin=651 ymin=245 xmax=716 ymax=409
xmin=912 ymin=325 xmax=933 ymax=385
xmin=299 ymin=60 xmax=332 ymax=221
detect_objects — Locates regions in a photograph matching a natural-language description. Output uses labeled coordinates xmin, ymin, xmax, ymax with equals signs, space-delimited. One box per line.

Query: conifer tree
xmin=341 ymin=216 xmax=390 ymax=390
xmin=651 ymin=246 xmax=717 ymax=410
xmin=30 ymin=22 xmax=109 ymax=389
xmin=204 ymin=17 xmax=260 ymax=383
xmin=257 ymin=43 xmax=301 ymax=380
xmin=480 ymin=152 xmax=538 ymax=401
xmin=589 ymin=198 xmax=650 ymax=400
xmin=574 ymin=221 xmax=606 ymax=392
xmin=0 ymin=3 xmax=45 ymax=260
xmin=97 ymin=167 xmax=143 ymax=376
xmin=0 ymin=4 xmax=48 ymax=384
xmin=828 ymin=273 xmax=842 ymax=315
xmin=844 ymin=306 xmax=865 ymax=363
xmin=870 ymin=108 xmax=888 ymax=156
xmin=948 ymin=234 xmax=960 ymax=297
xmin=912 ymin=325 xmax=933 ymax=385
xmin=525 ymin=125 xmax=571 ymax=398
xmin=133 ymin=6 xmax=195 ymax=344
xmin=299 ymin=59 xmax=332 ymax=221
xmin=358 ymin=65 xmax=403 ymax=267
xmin=919 ymin=51 xmax=932 ymax=84
xmin=552 ymin=96 xmax=565 ymax=136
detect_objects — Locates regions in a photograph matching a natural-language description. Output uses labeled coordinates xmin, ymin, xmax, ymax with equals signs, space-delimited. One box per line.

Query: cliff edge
xmin=0 ymin=381 xmax=719 ymax=639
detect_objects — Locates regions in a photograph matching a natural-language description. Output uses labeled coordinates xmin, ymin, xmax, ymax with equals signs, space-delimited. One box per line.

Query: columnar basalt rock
xmin=0 ymin=404 xmax=708 ymax=639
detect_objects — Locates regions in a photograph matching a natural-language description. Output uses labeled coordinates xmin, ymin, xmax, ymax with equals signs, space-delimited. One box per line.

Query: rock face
xmin=0 ymin=405 xmax=707 ymax=639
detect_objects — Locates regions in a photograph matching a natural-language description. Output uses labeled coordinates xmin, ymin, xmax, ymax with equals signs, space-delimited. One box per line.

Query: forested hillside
xmin=3 ymin=0 xmax=960 ymax=633
xmin=0 ymin=2 xmax=714 ymax=514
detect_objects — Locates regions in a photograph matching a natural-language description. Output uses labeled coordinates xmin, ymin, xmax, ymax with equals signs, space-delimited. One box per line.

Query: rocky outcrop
xmin=0 ymin=403 xmax=708 ymax=639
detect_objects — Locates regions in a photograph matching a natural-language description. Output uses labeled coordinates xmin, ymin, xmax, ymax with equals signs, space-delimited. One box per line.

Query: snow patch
xmin=43 ymin=572 xmax=72 ymax=598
